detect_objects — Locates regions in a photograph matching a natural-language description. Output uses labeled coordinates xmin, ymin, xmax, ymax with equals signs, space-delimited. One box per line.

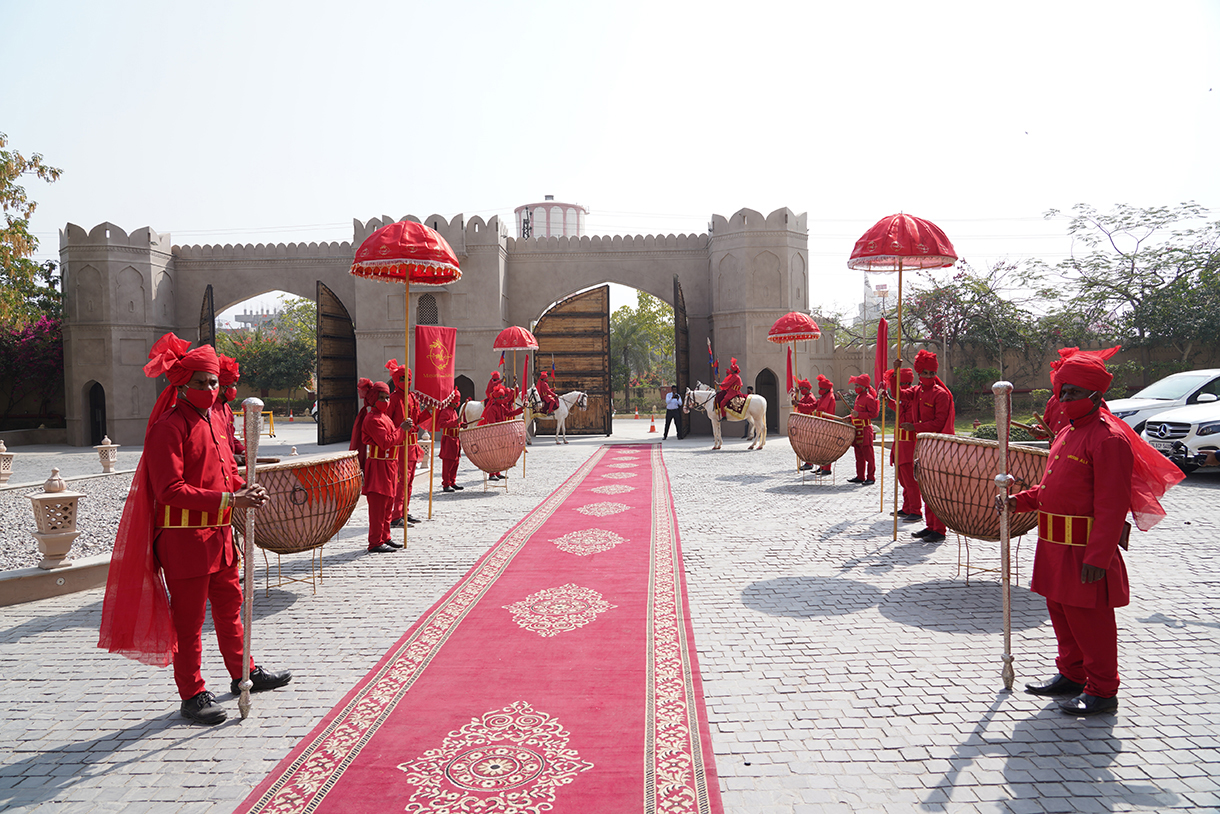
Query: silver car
xmin=1141 ymin=402 xmax=1220 ymax=474
xmin=1107 ymin=368 xmax=1220 ymax=434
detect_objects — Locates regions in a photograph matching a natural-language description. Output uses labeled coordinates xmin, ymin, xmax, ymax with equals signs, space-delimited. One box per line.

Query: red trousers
xmin=441 ymin=456 xmax=458 ymax=488
xmin=853 ymin=441 xmax=875 ymax=480
xmin=164 ymin=564 xmax=252 ymax=700
xmin=896 ymin=461 xmax=922 ymax=516
xmin=392 ymin=457 xmax=418 ymax=522
xmin=1047 ymin=598 xmax=1119 ymax=697
xmin=922 ymin=504 xmax=946 ymax=534
xmin=367 ymin=492 xmax=393 ymax=549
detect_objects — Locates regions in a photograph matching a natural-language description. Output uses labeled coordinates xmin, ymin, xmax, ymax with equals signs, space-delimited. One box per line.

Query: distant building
xmin=514 ymin=195 xmax=588 ymax=239
xmin=233 ymin=309 xmax=280 ymax=329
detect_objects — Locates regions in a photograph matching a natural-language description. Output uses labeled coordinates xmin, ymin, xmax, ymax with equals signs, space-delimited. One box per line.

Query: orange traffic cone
xmin=289 ymin=408 xmax=294 ymax=422
xmin=635 ymin=408 xmax=639 ymax=419
xmin=648 ymin=413 xmax=657 ymax=432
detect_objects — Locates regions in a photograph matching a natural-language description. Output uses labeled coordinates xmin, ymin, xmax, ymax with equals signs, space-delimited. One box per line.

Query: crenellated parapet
xmin=173 ymin=240 xmax=352 ymax=259
xmin=506 ymin=231 xmax=707 ymax=254
xmin=710 ymin=207 xmax=807 ymax=236
xmin=60 ymin=222 xmax=173 ymax=256
xmin=354 ymin=214 xmax=470 ymax=256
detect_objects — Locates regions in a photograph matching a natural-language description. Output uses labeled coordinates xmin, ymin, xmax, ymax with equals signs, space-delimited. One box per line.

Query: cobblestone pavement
xmin=2 ymin=419 xmax=1218 ymax=813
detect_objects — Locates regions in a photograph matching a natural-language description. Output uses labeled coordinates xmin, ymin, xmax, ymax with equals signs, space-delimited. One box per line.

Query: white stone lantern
xmin=27 ymin=468 xmax=84 ymax=570
xmin=0 ymin=439 xmax=12 ymax=485
xmin=94 ymin=435 xmax=120 ymax=474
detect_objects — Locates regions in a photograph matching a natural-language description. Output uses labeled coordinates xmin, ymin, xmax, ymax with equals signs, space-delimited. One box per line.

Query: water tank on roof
xmin=515 ymin=195 xmax=589 ymax=239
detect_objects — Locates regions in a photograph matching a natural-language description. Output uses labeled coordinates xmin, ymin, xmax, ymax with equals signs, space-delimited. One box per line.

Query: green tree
xmin=1039 ymin=202 xmax=1220 ymax=385
xmin=1 ymin=133 xmax=63 ymax=326
xmin=217 ymin=326 xmax=315 ymax=399
xmin=271 ymin=296 xmax=318 ymax=355
xmin=610 ymin=291 xmax=674 ymax=410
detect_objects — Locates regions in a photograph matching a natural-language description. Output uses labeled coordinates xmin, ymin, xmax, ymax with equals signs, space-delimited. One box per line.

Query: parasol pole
xmin=994 ymin=380 xmax=1016 ymax=690
xmin=238 ymin=397 xmax=263 ymax=719
xmin=892 ymin=260 xmax=903 ymax=542
xmin=402 ymin=280 xmax=410 ymax=548
xmin=427 ymin=410 xmax=437 ymax=519
xmin=879 ymin=380 xmax=887 ymax=514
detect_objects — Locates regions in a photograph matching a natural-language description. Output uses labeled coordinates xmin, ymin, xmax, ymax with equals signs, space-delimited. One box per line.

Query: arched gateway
xmin=58 ymin=209 xmax=840 ymax=446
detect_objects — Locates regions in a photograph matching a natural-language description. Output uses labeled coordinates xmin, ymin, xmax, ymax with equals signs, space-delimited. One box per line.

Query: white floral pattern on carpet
xmin=550 ymin=528 xmax=628 ymax=555
xmin=575 ymin=501 xmax=630 ymax=517
xmin=503 ymin=584 xmax=617 ymax=637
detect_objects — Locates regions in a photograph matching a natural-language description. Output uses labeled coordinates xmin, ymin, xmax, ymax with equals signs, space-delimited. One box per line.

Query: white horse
xmin=684 ymin=381 xmax=768 ymax=450
xmin=527 ymin=387 xmax=588 ymax=444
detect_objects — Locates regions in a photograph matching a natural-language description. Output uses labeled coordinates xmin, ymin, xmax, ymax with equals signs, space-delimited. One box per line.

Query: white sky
xmin=4 ymin=0 xmax=1218 ymax=324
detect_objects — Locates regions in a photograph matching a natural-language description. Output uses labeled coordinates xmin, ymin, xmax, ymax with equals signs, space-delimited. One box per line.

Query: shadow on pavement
xmin=741 ymin=575 xmax=884 ymax=618
xmin=1 ymin=598 xmax=103 ymax=640
xmin=880 ymin=579 xmax=1047 ymax=634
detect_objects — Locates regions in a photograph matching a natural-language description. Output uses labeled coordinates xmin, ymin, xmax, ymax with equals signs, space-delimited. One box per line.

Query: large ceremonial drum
xmin=788 ymin=412 xmax=855 ymax=466
xmin=232 ymin=451 xmax=363 ymax=554
xmin=914 ymin=433 xmax=1048 ymax=541
xmin=460 ymin=419 xmax=527 ymax=473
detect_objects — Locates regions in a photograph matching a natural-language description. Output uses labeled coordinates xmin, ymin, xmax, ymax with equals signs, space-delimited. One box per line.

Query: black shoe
xmin=390 ymin=518 xmax=404 ymax=528
xmin=488 ymin=473 xmax=501 ymax=481
xmin=922 ymin=531 xmax=946 ymax=543
xmin=1025 ymin=673 xmax=1086 ymax=697
xmin=799 ymin=463 xmax=813 ymax=471
xmin=862 ymin=479 xmax=875 ymax=486
xmin=231 ymin=666 xmax=292 ymax=696
xmin=452 ymin=484 xmax=464 ymax=491
xmin=820 ymin=469 xmax=832 ymax=476
xmin=902 ymin=513 xmax=923 ymax=523
xmin=368 ymin=543 xmax=397 ymax=553
xmin=407 ymin=514 xmax=421 ymax=524
xmin=911 ymin=528 xmax=932 ymax=538
xmin=443 ymin=485 xmax=455 ymax=493
xmin=847 ymin=477 xmax=863 ymax=484
xmin=1059 ymin=693 xmax=1118 ymax=716
xmin=385 ymin=539 xmax=404 ymax=549
xmin=181 ymin=690 xmax=226 ymax=725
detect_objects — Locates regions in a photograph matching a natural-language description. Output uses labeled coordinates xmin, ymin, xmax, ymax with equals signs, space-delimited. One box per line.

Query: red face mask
xmin=1058 ymin=393 xmax=1098 ymax=423
xmin=223 ymin=387 xmax=237 ymax=403
xmin=180 ymin=387 xmax=217 ymax=411
xmin=374 ymin=401 xmax=391 ymax=414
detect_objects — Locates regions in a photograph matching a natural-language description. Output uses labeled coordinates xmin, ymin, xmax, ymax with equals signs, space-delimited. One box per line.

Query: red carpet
xmin=236 ymin=444 xmax=723 ymax=814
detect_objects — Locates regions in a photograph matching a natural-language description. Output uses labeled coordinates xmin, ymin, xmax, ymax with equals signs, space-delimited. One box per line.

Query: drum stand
xmin=482 ymin=471 xmax=510 ymax=492
xmin=955 ymin=533 xmax=1023 ymax=587
xmin=260 ymin=546 xmax=324 ymax=596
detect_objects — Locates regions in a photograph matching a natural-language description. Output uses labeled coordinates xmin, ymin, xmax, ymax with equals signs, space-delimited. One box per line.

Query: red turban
xmin=849 ymin=373 xmax=871 ymax=388
xmin=817 ymin=375 xmax=832 ymax=392
xmin=144 ymin=332 xmax=192 ymax=379
xmin=218 ymin=355 xmax=240 ymax=387
xmin=385 ymin=358 xmax=406 ymax=384
xmin=914 ymin=349 xmax=938 ymax=373
xmin=796 ymin=377 xmax=811 ymax=392
xmin=1050 ymin=345 xmax=1121 ymax=386
xmin=166 ymin=345 xmax=220 ymax=387
xmin=1054 ymin=355 xmax=1114 ymax=398
xmin=885 ymin=367 xmax=914 ymax=390
xmin=370 ymin=381 xmax=391 ymax=396
xmin=729 ymin=357 xmax=740 ymax=372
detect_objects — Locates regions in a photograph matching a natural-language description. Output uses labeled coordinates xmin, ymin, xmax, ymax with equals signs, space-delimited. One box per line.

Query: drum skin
xmin=914 ymin=433 xmax=1048 ymax=542
xmin=232 ymin=451 xmax=363 ymax=554
xmin=460 ymin=419 xmax=527 ymax=473
xmin=788 ymin=412 xmax=855 ymax=467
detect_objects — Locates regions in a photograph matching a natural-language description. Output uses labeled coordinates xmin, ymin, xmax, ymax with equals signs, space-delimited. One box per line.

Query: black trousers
xmin=663 ymin=408 xmax=682 ymax=438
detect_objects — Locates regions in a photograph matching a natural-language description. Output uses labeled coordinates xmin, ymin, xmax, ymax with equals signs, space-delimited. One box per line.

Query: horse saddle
xmin=724 ymin=394 xmax=750 ymax=419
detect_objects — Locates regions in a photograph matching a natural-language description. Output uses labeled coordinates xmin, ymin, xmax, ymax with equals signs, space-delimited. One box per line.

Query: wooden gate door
xmin=673 ymin=275 xmax=691 ymax=438
xmin=533 ymin=285 xmax=611 ymax=435
xmin=199 ymin=284 xmax=215 ymax=347
xmin=316 ymin=281 xmax=358 ymax=445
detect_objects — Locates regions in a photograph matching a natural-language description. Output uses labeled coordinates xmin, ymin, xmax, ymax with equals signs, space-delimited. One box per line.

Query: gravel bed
xmin=0 ymin=473 xmax=131 ymax=570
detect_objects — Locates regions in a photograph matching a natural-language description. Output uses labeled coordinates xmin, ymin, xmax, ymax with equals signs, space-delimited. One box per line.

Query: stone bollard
xmin=0 ymin=439 xmax=12 ymax=485
xmin=94 ymin=435 xmax=120 ymax=474
xmin=27 ymin=469 xmax=84 ymax=570
xmin=290 ymin=446 xmax=298 ymax=456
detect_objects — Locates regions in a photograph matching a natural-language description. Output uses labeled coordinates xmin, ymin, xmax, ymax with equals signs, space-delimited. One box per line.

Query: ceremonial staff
xmin=992 ymin=381 xmax=1016 ymax=691
xmin=239 ymin=397 xmax=263 ymax=718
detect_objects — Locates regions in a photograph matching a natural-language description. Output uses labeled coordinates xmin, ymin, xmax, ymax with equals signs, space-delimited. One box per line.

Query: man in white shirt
xmin=663 ymin=385 xmax=683 ymax=440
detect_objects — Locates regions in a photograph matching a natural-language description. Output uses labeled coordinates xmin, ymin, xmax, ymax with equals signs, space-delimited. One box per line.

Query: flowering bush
xmin=0 ymin=315 xmax=63 ymax=424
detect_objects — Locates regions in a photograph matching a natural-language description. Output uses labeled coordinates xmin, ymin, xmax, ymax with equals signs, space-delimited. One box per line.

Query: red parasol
xmin=848 ymin=213 xmax=957 ymax=543
xmin=493 ymin=326 xmax=539 ymax=351
xmin=351 ymin=220 xmax=461 ymax=546
xmin=767 ymin=312 xmax=820 ymax=398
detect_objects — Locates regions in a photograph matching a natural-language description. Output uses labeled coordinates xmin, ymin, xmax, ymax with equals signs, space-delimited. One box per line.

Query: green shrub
xmin=972 ymin=423 xmax=1037 ymax=442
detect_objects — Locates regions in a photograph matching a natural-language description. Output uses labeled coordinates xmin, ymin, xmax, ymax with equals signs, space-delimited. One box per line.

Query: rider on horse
xmin=536 ymin=370 xmax=559 ymax=414
xmin=485 ymin=370 xmax=503 ymax=400
xmin=714 ymin=358 xmax=744 ymax=420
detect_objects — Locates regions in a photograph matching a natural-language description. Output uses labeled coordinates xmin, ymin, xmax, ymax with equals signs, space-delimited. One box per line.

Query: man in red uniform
xmin=420 ymin=402 xmax=464 ymax=492
xmin=1034 ymin=346 xmax=1121 ymax=438
xmin=485 ymin=370 xmax=503 ymax=400
xmin=714 ymin=358 xmax=744 ymax=419
xmin=387 ymin=361 xmax=424 ymax=527
xmin=217 ymin=354 xmax=246 ymax=461
xmin=882 ymin=367 xmax=922 ymax=522
xmin=904 ymin=350 xmax=955 ymax=542
xmin=813 ymin=375 xmax=837 ymax=475
xmin=847 ymin=374 xmax=878 ymax=485
xmin=999 ymin=355 xmax=1133 ymax=715
xmin=144 ymin=342 xmax=291 ymax=724
xmin=362 ymin=381 xmax=406 ymax=552
xmin=792 ymin=378 xmax=818 ymax=471
xmin=536 ymin=370 xmax=559 ymax=414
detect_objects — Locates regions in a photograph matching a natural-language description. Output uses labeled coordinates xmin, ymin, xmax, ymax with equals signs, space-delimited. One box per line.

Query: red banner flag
xmin=413 ymin=326 xmax=457 ymax=408
xmin=522 ymin=355 xmax=529 ymax=400
xmin=786 ymin=346 xmax=794 ymax=393
xmin=874 ymin=318 xmax=889 ymax=392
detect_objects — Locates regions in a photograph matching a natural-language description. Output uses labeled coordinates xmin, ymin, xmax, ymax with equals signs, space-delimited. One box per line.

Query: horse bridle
xmin=684 ymin=389 xmax=715 ymax=413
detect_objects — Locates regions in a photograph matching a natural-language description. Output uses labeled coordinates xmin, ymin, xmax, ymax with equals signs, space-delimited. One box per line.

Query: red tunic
xmin=851 ymin=389 xmax=879 ymax=442
xmin=794 ymin=393 xmax=816 ymax=415
xmin=536 ymin=376 xmax=559 ymax=413
xmin=481 ymin=389 xmax=523 ymax=425
xmin=145 ymin=405 xmax=245 ymax=581
xmin=814 ymin=391 xmax=836 ymax=418
xmin=419 ymin=406 xmax=461 ymax=461
xmin=718 ymin=371 xmax=743 ymax=404
xmin=361 ymin=410 xmax=404 ymax=498
xmin=909 ymin=382 xmax=955 ymax=436
xmin=1011 ymin=409 xmax=1133 ymax=608
xmin=219 ymin=401 xmax=247 ymax=458
xmin=884 ymin=390 xmax=918 ymax=464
